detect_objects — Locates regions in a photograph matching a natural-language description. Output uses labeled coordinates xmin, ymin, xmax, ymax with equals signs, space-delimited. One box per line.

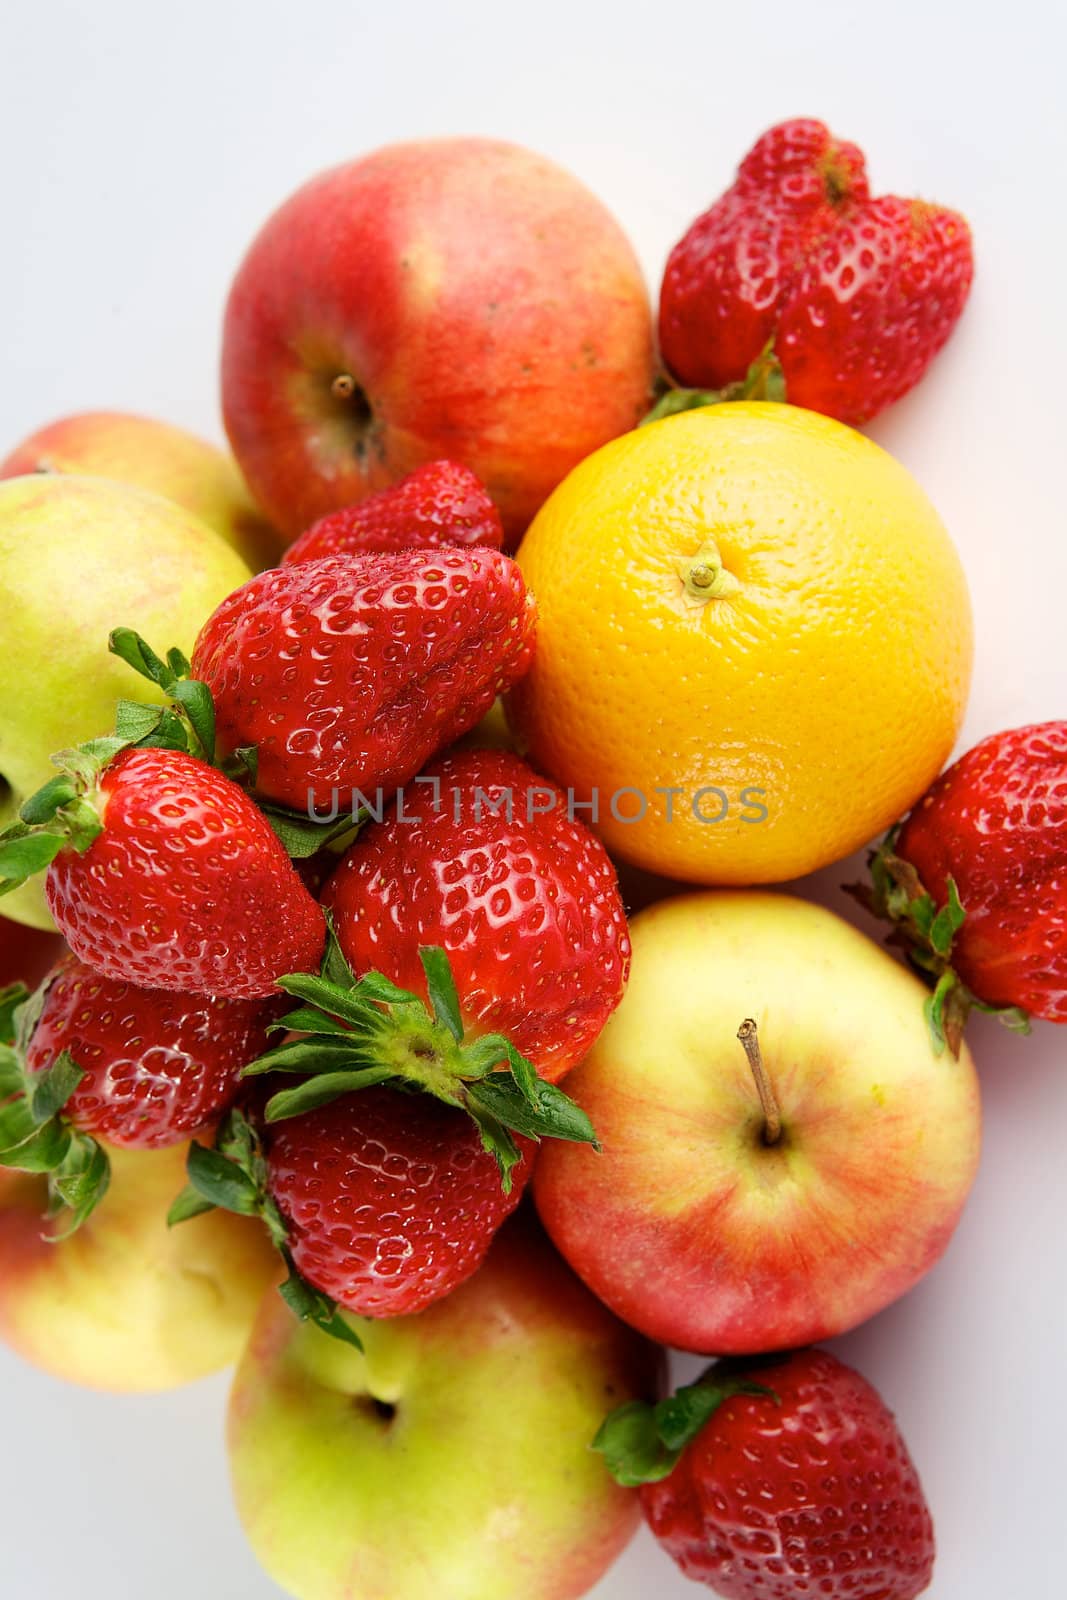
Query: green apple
xmin=535 ymin=890 xmax=983 ymax=1355
xmin=0 ymin=474 xmax=251 ymax=927
xmin=0 ymin=410 xmax=283 ymax=571
xmin=0 ymin=1141 xmax=278 ymax=1391
xmin=228 ymin=1213 xmax=659 ymax=1600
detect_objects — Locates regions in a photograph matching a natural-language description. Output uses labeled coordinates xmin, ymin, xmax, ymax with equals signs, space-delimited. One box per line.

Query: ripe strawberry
xmin=190 ymin=549 xmax=536 ymax=813
xmin=322 ymin=748 xmax=630 ymax=1084
xmin=658 ymin=118 xmax=973 ymax=425
xmin=0 ymin=745 xmax=326 ymax=1000
xmin=596 ymin=1348 xmax=935 ymax=1600
xmin=856 ymin=722 xmax=1067 ymax=1051
xmin=283 ymin=459 xmax=504 ymax=566
xmin=265 ymin=1086 xmax=531 ymax=1316
xmin=25 ymin=955 xmax=275 ymax=1148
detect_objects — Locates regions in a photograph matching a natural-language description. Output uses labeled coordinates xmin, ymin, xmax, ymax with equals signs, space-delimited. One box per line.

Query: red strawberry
xmin=858 ymin=722 xmax=1067 ymax=1048
xmin=596 ymin=1348 xmax=935 ymax=1600
xmin=191 ymin=549 xmax=536 ymax=813
xmin=265 ymin=1086 xmax=531 ymax=1317
xmin=27 ymin=746 xmax=326 ymax=999
xmin=24 ymin=955 xmax=275 ymax=1148
xmin=658 ymin=118 xmax=973 ymax=425
xmin=283 ymin=459 xmax=504 ymax=566
xmin=322 ymin=748 xmax=630 ymax=1084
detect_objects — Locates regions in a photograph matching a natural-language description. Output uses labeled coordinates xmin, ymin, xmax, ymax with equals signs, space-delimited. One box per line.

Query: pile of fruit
xmin=0 ymin=120 xmax=1061 ymax=1600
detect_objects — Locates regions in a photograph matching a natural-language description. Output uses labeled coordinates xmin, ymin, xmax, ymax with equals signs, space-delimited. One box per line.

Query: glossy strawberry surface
xmin=641 ymin=1350 xmax=935 ymax=1599
xmin=46 ymin=748 xmax=326 ymax=999
xmin=191 ymin=549 xmax=536 ymax=812
xmin=897 ymin=721 xmax=1067 ymax=1021
xmin=322 ymin=749 xmax=630 ymax=1083
xmin=283 ymin=459 xmax=503 ymax=565
xmin=659 ymin=118 xmax=973 ymax=424
xmin=26 ymin=955 xmax=274 ymax=1148
xmin=266 ymin=1086 xmax=531 ymax=1316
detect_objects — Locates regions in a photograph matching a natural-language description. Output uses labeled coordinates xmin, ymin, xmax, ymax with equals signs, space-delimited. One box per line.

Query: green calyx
xmin=242 ymin=931 xmax=599 ymax=1193
xmin=0 ymin=980 xmax=110 ymax=1237
xmin=167 ymin=1106 xmax=364 ymax=1354
xmin=167 ymin=934 xmax=599 ymax=1350
xmin=847 ymin=829 xmax=1031 ymax=1058
xmin=641 ymin=339 xmax=787 ymax=428
xmin=593 ymin=1369 xmax=777 ymax=1487
xmin=111 ymin=629 xmax=360 ymax=861
xmin=0 ymin=736 xmax=130 ymax=896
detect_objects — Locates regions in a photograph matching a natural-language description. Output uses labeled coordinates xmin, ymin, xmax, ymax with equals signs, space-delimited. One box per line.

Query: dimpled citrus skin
xmin=266 ymin=1087 xmax=531 ymax=1316
xmin=46 ymin=748 xmax=326 ymax=999
xmin=508 ymin=404 xmax=972 ymax=884
xmin=283 ymin=460 xmax=503 ymax=564
xmin=322 ymin=748 xmax=630 ymax=1083
xmin=659 ymin=118 xmax=973 ymax=426
xmin=897 ymin=721 xmax=1067 ymax=1022
xmin=640 ymin=1350 xmax=935 ymax=1600
xmin=192 ymin=548 xmax=536 ymax=813
xmin=26 ymin=955 xmax=275 ymax=1148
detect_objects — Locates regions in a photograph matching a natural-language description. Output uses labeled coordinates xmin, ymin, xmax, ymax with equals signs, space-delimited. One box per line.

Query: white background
xmin=3 ymin=1 xmax=1066 ymax=1595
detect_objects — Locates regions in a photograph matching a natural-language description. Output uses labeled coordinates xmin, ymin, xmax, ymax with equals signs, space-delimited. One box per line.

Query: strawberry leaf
xmin=261 ymin=806 xmax=361 ymax=859
xmin=465 ymin=1103 xmax=523 ymax=1193
xmin=592 ymin=1401 xmax=679 ymax=1486
xmin=594 ymin=1375 xmax=777 ymax=1487
xmin=108 ymin=628 xmax=173 ymax=688
xmin=0 ymin=984 xmax=29 ymax=1046
xmin=184 ymin=1141 xmax=262 ymax=1216
xmin=278 ymin=1256 xmax=364 ymax=1351
xmin=0 ymin=832 xmax=66 ymax=892
xmin=419 ymin=947 xmax=464 ymax=1042
xmin=47 ymin=1133 xmax=110 ymax=1239
xmin=29 ymin=1050 xmax=85 ymax=1125
xmin=466 ymin=1075 xmax=598 ymax=1149
xmin=167 ymin=1184 xmax=217 ymax=1226
xmin=171 ymin=679 xmax=216 ymax=763
xmin=264 ymin=1067 xmax=395 ymax=1123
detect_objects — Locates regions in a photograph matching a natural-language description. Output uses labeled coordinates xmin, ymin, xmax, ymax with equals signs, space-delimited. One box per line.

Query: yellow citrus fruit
xmin=509 ymin=403 xmax=972 ymax=883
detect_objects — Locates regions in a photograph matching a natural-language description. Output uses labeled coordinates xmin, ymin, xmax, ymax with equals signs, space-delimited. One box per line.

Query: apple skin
xmin=0 ymin=474 xmax=251 ymax=928
xmin=0 ymin=411 xmax=282 ymax=571
xmin=0 ymin=914 xmax=63 ymax=989
xmin=228 ymin=1212 xmax=659 ymax=1600
xmin=221 ymin=137 xmax=656 ymax=544
xmin=535 ymin=891 xmax=982 ymax=1356
xmin=0 ymin=1142 xmax=278 ymax=1391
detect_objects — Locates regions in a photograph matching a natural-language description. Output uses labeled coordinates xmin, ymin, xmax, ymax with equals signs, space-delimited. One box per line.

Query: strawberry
xmin=25 ymin=955 xmax=274 ymax=1147
xmin=322 ymin=748 xmax=631 ymax=1084
xmin=596 ymin=1348 xmax=935 ymax=1600
xmin=854 ymin=722 xmax=1067 ymax=1053
xmin=283 ymin=459 xmax=504 ymax=566
xmin=0 ymin=958 xmax=275 ymax=1230
xmin=265 ymin=1086 xmax=531 ymax=1316
xmin=0 ymin=744 xmax=326 ymax=1000
xmin=190 ymin=549 xmax=536 ymax=814
xmin=657 ymin=118 xmax=973 ymax=426
xmin=171 ymin=929 xmax=602 ymax=1342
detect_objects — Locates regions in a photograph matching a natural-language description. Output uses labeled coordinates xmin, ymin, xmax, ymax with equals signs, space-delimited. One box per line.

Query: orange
xmin=508 ymin=403 xmax=972 ymax=883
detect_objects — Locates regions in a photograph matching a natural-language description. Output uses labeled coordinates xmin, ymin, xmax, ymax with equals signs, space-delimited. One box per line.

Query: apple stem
xmin=737 ymin=1018 xmax=782 ymax=1146
xmin=331 ymin=373 xmax=357 ymax=400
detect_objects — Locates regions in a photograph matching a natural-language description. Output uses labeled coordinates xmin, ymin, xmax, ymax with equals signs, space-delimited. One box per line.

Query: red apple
xmin=221 ymin=137 xmax=655 ymax=544
xmin=0 ymin=915 xmax=63 ymax=991
xmin=535 ymin=891 xmax=982 ymax=1355
xmin=228 ymin=1213 xmax=660 ymax=1599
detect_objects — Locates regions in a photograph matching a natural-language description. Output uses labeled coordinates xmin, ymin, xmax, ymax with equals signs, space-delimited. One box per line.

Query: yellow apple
xmin=0 ymin=1141 xmax=277 ymax=1391
xmin=0 ymin=474 xmax=251 ymax=927
xmin=0 ymin=411 xmax=282 ymax=570
xmin=228 ymin=1214 xmax=659 ymax=1599
xmin=535 ymin=891 xmax=983 ymax=1355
